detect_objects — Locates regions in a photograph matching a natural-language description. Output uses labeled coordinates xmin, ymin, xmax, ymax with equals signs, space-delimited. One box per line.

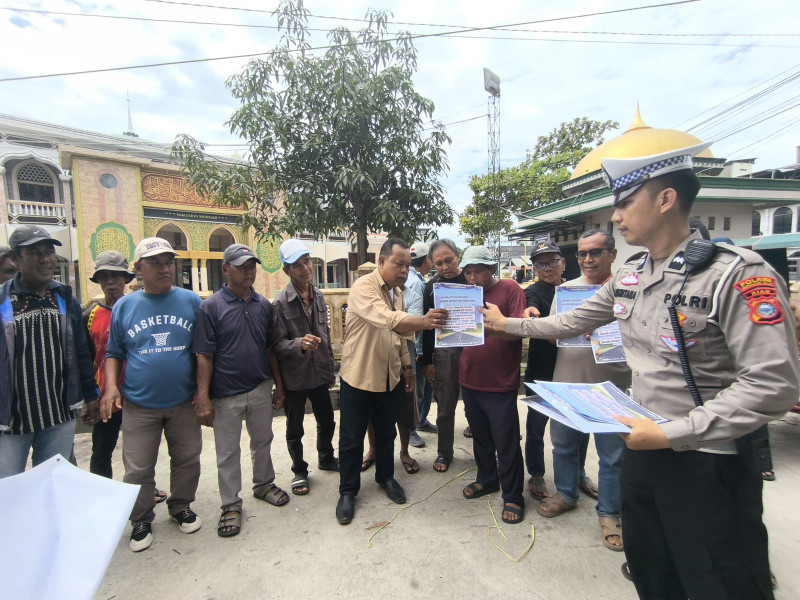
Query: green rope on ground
xmin=486 ymin=495 xmax=535 ymax=562
xmin=366 ymin=467 xmax=475 ymax=548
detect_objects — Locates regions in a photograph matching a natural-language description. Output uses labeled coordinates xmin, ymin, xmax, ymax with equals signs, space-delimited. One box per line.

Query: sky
xmin=1 ymin=0 xmax=799 ymax=244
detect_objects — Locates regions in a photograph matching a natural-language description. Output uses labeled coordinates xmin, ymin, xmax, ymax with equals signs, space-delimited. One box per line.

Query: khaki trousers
xmin=212 ymin=379 xmax=275 ymax=509
xmin=122 ymin=400 xmax=202 ymax=524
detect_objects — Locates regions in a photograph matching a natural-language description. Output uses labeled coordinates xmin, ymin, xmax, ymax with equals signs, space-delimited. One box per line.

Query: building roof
xmin=570 ymin=105 xmax=715 ymax=180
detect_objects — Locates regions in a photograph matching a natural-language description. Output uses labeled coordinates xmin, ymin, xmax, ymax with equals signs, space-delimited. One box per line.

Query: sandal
xmin=528 ymin=476 xmax=548 ymax=501
xmin=361 ymin=457 xmax=375 ymax=471
xmin=462 ymin=482 xmax=499 ymax=499
xmin=762 ymin=470 xmax=776 ymax=481
xmin=621 ymin=562 xmax=633 ymax=582
xmin=536 ymin=493 xmax=576 ymax=518
xmin=580 ymin=476 xmax=599 ymax=499
xmin=154 ymin=488 xmax=167 ymax=504
xmin=217 ymin=507 xmax=241 ymax=538
xmin=433 ymin=455 xmax=451 ymax=472
xmin=253 ymin=483 xmax=290 ymax=507
xmin=501 ymin=502 xmax=524 ymax=524
xmin=599 ymin=516 xmax=624 ymax=551
xmin=401 ymin=456 xmax=419 ymax=474
xmin=291 ymin=476 xmax=309 ymax=496
xmin=463 ymin=426 xmax=472 ymax=438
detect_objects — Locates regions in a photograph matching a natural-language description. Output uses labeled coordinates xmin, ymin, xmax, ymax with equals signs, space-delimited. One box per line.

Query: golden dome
xmin=570 ymin=105 xmax=714 ymax=180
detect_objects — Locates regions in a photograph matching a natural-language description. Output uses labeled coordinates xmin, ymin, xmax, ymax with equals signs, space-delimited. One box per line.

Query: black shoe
xmin=336 ymin=493 xmax=355 ymax=524
xmin=130 ymin=522 xmax=153 ymax=552
xmin=379 ymin=478 xmax=407 ymax=504
xmin=171 ymin=507 xmax=202 ymax=533
xmin=318 ymin=457 xmax=340 ymax=471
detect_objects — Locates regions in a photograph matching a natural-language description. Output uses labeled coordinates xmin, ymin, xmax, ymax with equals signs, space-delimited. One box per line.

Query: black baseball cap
xmin=530 ymin=240 xmax=561 ymax=259
xmin=223 ymin=244 xmax=261 ymax=266
xmin=9 ymin=225 xmax=62 ymax=250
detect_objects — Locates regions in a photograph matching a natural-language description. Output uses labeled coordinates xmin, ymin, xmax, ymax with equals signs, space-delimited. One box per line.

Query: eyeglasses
xmin=533 ymin=258 xmax=562 ymax=270
xmin=576 ymin=249 xmax=610 ymax=260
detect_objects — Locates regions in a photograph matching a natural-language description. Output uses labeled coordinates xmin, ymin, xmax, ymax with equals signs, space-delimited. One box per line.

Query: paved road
xmin=81 ymin=403 xmax=800 ymax=600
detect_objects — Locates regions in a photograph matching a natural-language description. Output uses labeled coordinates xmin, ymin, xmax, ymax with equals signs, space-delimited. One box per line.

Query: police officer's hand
xmin=82 ymin=399 xmax=101 ymax=426
xmin=423 ymin=308 xmax=449 ymax=330
xmin=272 ymin=385 xmax=285 ymax=411
xmin=193 ymin=392 xmax=215 ymax=427
xmin=100 ymin=386 xmax=122 ymax=422
xmin=614 ymin=416 xmax=670 ymax=450
xmin=424 ymin=364 xmax=435 ymax=383
xmin=300 ymin=334 xmax=321 ymax=352
xmin=479 ymin=302 xmax=507 ymax=331
xmin=523 ymin=306 xmax=541 ymax=319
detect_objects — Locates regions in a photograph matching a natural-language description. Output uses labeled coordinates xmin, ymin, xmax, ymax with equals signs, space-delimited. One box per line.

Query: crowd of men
xmin=0 ymin=141 xmax=797 ymax=600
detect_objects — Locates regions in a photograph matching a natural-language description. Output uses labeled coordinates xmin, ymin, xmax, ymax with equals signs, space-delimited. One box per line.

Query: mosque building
xmin=513 ymin=107 xmax=800 ymax=281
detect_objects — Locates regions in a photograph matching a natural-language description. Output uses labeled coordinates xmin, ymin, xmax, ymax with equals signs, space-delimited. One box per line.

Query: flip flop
xmin=501 ymin=502 xmax=525 ymax=524
xmin=217 ymin=508 xmax=241 ymax=538
xmin=291 ymin=476 xmax=309 ymax=496
xmin=462 ymin=482 xmax=499 ymax=499
xmin=154 ymin=488 xmax=167 ymax=504
xmin=463 ymin=426 xmax=472 ymax=438
xmin=253 ymin=483 xmax=290 ymax=507
xmin=579 ymin=476 xmax=599 ymax=499
xmin=361 ymin=458 xmax=375 ymax=471
xmin=528 ymin=476 xmax=548 ymax=501
xmin=536 ymin=493 xmax=576 ymax=518
xmin=762 ymin=470 xmax=776 ymax=481
xmin=433 ymin=455 xmax=451 ymax=472
xmin=401 ymin=457 xmax=419 ymax=474
xmin=599 ymin=517 xmax=624 ymax=552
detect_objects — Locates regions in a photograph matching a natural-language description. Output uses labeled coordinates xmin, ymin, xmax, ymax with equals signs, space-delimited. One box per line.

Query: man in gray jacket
xmin=273 ymin=239 xmax=338 ymax=496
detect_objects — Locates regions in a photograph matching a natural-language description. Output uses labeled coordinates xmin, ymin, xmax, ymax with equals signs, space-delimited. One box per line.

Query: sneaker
xmin=409 ymin=430 xmax=426 ymax=448
xmin=417 ymin=420 xmax=438 ymax=434
xmin=130 ymin=522 xmax=153 ymax=552
xmin=171 ymin=507 xmax=202 ymax=534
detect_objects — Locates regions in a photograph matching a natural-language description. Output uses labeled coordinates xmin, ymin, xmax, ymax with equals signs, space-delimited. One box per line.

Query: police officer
xmin=481 ymin=142 xmax=799 ymax=600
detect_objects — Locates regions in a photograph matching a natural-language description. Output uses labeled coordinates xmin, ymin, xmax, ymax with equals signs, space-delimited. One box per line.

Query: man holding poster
xmin=457 ymin=246 xmax=527 ymax=524
xmin=539 ymin=230 xmax=631 ymax=554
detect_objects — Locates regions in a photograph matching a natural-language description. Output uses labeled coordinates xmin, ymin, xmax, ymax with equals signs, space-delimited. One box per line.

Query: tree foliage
xmin=173 ymin=0 xmax=452 ymax=263
xmin=459 ymin=117 xmax=619 ymax=246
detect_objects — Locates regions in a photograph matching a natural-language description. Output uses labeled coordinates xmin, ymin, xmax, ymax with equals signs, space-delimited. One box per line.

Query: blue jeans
xmin=0 ymin=418 xmax=77 ymax=478
xmin=415 ymin=358 xmax=433 ymax=424
xmin=550 ymin=420 xmax=624 ymax=517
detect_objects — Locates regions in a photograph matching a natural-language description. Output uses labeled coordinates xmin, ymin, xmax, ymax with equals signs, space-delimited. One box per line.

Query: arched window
xmin=208 ymin=227 xmax=235 ymax=252
xmin=751 ymin=211 xmax=761 ymax=236
xmin=155 ymin=223 xmax=189 ymax=251
xmin=15 ymin=162 xmax=57 ymax=203
xmin=772 ymin=207 xmax=792 ymax=235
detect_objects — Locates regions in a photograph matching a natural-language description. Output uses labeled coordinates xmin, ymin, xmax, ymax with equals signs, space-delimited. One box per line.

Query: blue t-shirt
xmin=107 ymin=287 xmax=202 ymax=409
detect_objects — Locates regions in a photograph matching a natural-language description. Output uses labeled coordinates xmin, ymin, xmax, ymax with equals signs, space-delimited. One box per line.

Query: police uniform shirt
xmin=505 ymin=230 xmax=800 ymax=453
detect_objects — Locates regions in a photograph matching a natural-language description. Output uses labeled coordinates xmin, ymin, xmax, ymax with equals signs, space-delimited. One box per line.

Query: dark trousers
xmin=622 ymin=447 xmax=773 ymax=600
xmin=90 ymin=410 xmax=122 ymax=478
xmin=338 ymin=379 xmax=402 ymax=496
xmin=284 ymin=384 xmax=337 ymax=476
xmin=434 ymin=347 xmax=462 ymax=460
xmin=463 ymin=388 xmax=524 ymax=506
xmin=524 ymin=407 xmax=589 ymax=477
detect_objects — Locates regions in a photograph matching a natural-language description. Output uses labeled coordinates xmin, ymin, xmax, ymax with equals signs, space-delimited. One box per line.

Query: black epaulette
xmin=624 ymin=251 xmax=648 ymax=264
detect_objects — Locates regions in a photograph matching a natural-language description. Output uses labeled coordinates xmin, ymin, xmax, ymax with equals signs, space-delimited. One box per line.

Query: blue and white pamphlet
xmin=433 ymin=282 xmax=484 ymax=348
xmin=555 ymin=284 xmax=626 ymax=364
xmin=522 ymin=381 xmax=667 ymax=434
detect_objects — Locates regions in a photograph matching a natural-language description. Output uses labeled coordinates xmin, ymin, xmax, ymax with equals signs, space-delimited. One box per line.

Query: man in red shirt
xmin=458 ymin=246 xmax=527 ymax=524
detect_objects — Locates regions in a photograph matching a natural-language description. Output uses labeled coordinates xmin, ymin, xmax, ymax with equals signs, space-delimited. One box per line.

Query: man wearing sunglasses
xmin=537 ymin=231 xmax=631 ymax=555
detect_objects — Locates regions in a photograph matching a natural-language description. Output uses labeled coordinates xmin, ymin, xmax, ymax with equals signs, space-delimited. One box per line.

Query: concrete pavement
xmin=78 ymin=403 xmax=800 ymax=600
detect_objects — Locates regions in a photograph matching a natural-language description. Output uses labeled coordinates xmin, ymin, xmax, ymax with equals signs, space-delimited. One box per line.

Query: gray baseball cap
xmin=460 ymin=245 xmax=496 ymax=268
xmin=90 ymin=250 xmax=134 ymax=283
xmin=8 ymin=225 xmax=62 ymax=250
xmin=530 ymin=240 xmax=562 ymax=260
xmin=223 ymin=243 xmax=261 ymax=266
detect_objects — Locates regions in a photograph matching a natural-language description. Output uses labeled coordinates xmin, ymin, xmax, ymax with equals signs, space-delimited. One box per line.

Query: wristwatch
xmin=402 ymin=365 xmax=412 ymax=372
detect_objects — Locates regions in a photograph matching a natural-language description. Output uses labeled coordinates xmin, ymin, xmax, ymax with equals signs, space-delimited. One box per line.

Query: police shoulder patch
xmin=733 ymin=275 xmax=784 ymax=325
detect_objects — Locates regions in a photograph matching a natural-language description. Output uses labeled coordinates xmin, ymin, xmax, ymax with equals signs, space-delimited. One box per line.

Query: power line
xmin=0 ymin=0 xmax=706 ymax=82
xmin=8 ymin=4 xmax=798 ymax=38
xmin=724 ymin=115 xmax=800 ymax=159
xmin=713 ymin=102 xmax=800 ymax=142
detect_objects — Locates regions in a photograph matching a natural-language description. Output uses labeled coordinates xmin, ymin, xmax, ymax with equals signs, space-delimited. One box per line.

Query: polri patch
xmin=613 ymin=303 xmax=627 ymax=315
xmin=733 ymin=276 xmax=784 ymax=325
xmin=667 ymin=252 xmax=686 ymax=271
xmin=620 ymin=272 xmax=639 ymax=286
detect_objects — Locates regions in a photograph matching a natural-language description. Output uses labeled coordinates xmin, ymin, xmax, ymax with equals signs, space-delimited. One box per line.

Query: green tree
xmin=459 ymin=117 xmax=618 ymax=245
xmin=173 ymin=0 xmax=452 ymax=264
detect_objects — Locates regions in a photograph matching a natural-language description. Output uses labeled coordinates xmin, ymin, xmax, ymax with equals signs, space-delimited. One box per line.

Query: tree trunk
xmin=356 ymin=224 xmax=368 ymax=266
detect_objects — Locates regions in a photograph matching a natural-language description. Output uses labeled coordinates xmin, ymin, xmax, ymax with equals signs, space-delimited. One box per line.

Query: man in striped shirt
xmin=0 ymin=225 xmax=98 ymax=477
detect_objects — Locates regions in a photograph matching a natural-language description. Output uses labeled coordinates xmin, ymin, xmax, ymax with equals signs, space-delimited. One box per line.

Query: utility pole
xmin=483 ymin=68 xmax=500 ymax=255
